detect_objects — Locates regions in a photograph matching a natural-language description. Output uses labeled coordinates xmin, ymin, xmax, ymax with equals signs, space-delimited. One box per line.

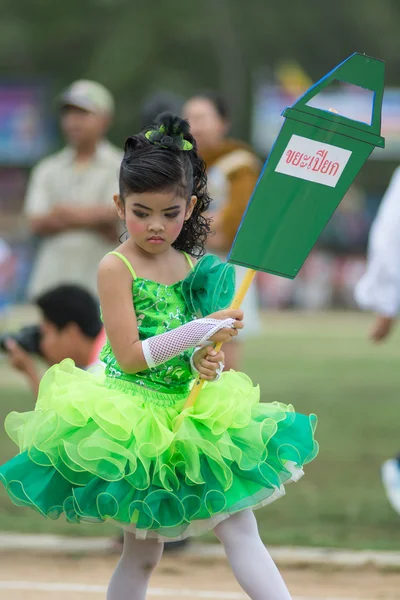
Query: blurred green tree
xmin=0 ymin=0 xmax=399 ymax=149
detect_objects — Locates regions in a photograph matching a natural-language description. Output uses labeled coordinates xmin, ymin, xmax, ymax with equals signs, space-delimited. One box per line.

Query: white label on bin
xmin=275 ymin=135 xmax=352 ymax=187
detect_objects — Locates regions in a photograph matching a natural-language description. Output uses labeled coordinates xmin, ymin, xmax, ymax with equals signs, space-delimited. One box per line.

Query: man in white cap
xmin=25 ymin=80 xmax=122 ymax=299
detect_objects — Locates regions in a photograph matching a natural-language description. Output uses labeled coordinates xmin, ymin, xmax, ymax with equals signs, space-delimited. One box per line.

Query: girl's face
xmin=114 ymin=191 xmax=197 ymax=254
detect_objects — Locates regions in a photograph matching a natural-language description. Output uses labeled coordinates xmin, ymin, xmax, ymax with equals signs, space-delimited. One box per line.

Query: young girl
xmin=0 ymin=114 xmax=318 ymax=600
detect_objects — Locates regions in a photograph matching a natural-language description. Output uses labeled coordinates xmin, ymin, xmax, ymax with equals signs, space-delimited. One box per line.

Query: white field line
xmin=0 ymin=579 xmax=372 ymax=600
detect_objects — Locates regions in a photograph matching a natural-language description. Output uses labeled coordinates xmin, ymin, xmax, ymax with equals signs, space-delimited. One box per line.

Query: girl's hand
xmin=192 ymin=347 xmax=225 ymax=381
xmin=208 ymin=308 xmax=244 ymax=344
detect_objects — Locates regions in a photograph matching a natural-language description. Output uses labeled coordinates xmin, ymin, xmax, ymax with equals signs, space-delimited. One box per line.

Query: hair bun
xmin=145 ymin=112 xmax=193 ymax=151
xmin=155 ymin=112 xmax=190 ymax=137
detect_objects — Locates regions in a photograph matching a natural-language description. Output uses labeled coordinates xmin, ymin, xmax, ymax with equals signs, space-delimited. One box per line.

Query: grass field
xmin=0 ymin=311 xmax=399 ymax=550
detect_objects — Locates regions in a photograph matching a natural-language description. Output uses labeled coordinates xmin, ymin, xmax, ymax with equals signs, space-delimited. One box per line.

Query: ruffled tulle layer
xmin=0 ymin=359 xmax=318 ymax=541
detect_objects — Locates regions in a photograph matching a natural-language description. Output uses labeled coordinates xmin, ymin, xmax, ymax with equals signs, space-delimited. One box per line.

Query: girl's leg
xmin=107 ymin=531 xmax=164 ymax=600
xmin=214 ymin=510 xmax=292 ymax=600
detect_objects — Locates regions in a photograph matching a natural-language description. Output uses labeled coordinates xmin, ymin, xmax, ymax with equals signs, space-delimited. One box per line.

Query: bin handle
xmin=291 ymin=53 xmax=385 ymax=137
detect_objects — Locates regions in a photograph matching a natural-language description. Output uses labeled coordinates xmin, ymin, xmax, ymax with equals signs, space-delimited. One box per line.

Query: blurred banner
xmin=253 ymin=76 xmax=400 ymax=161
xmin=0 ymin=82 xmax=53 ymax=166
xmin=0 ymin=82 xmax=53 ymax=302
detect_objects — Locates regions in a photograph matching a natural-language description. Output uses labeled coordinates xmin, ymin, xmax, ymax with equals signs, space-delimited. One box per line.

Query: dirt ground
xmin=0 ymin=551 xmax=399 ymax=600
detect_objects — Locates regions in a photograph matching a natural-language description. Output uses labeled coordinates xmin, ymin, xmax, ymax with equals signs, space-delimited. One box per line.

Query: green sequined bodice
xmin=100 ymin=277 xmax=196 ymax=395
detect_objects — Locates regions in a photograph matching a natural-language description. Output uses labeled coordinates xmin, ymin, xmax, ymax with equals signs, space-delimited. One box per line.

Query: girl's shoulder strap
xmin=183 ymin=252 xmax=194 ymax=270
xmin=107 ymin=251 xmax=137 ymax=279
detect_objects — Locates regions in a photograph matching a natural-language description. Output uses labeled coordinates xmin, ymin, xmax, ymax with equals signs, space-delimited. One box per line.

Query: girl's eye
xmin=165 ymin=212 xmax=180 ymax=219
xmin=133 ymin=210 xmax=148 ymax=218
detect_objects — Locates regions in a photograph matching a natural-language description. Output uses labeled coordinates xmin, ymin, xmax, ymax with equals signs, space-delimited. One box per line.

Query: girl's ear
xmin=184 ymin=195 xmax=197 ymax=221
xmin=114 ymin=194 xmax=125 ymax=220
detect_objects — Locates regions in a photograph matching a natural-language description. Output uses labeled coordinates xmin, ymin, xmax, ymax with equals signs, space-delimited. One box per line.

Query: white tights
xmin=214 ymin=510 xmax=292 ymax=600
xmin=107 ymin=510 xmax=292 ymax=600
xmin=107 ymin=534 xmax=164 ymax=600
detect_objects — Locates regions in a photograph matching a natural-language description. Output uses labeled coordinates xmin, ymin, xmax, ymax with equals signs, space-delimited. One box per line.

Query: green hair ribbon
xmin=145 ymin=125 xmax=193 ymax=151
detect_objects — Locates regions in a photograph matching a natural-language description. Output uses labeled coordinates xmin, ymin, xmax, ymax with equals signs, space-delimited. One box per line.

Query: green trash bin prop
xmin=229 ymin=52 xmax=385 ymax=279
xmin=183 ymin=52 xmax=385 ymax=410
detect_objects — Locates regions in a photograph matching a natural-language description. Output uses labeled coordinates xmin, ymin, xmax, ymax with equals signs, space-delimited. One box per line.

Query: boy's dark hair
xmin=194 ymin=91 xmax=230 ymax=120
xmin=119 ymin=112 xmax=211 ymax=257
xmin=36 ymin=285 xmax=102 ymax=338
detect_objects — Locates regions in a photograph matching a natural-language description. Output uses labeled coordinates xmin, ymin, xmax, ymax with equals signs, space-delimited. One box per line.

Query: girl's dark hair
xmin=195 ymin=91 xmax=230 ymax=120
xmin=119 ymin=113 xmax=211 ymax=257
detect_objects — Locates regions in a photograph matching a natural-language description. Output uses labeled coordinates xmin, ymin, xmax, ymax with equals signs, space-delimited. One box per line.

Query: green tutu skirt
xmin=0 ymin=359 xmax=318 ymax=541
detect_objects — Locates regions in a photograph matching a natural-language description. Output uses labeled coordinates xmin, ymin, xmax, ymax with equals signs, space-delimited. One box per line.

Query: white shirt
xmin=355 ymin=167 xmax=400 ymax=317
xmin=25 ymin=141 xmax=122 ymax=299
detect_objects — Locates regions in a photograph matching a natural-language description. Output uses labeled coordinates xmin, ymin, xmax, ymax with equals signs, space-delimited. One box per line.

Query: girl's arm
xmin=98 ymin=254 xmax=147 ymax=374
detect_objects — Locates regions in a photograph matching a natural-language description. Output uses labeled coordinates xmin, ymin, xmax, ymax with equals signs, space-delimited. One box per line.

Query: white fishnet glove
xmin=142 ymin=317 xmax=234 ymax=369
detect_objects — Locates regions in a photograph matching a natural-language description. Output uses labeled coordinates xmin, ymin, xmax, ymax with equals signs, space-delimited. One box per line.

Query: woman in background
xmin=184 ymin=92 xmax=262 ymax=371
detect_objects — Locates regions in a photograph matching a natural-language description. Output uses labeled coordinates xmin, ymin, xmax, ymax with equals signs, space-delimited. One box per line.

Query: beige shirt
xmin=25 ymin=141 xmax=122 ymax=299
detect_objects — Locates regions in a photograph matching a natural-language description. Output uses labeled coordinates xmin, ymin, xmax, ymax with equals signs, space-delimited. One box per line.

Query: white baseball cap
xmin=60 ymin=80 xmax=114 ymax=116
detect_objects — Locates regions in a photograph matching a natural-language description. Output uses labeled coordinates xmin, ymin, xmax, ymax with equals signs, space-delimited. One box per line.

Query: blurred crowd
xmin=0 ymin=80 xmax=266 ymax=377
